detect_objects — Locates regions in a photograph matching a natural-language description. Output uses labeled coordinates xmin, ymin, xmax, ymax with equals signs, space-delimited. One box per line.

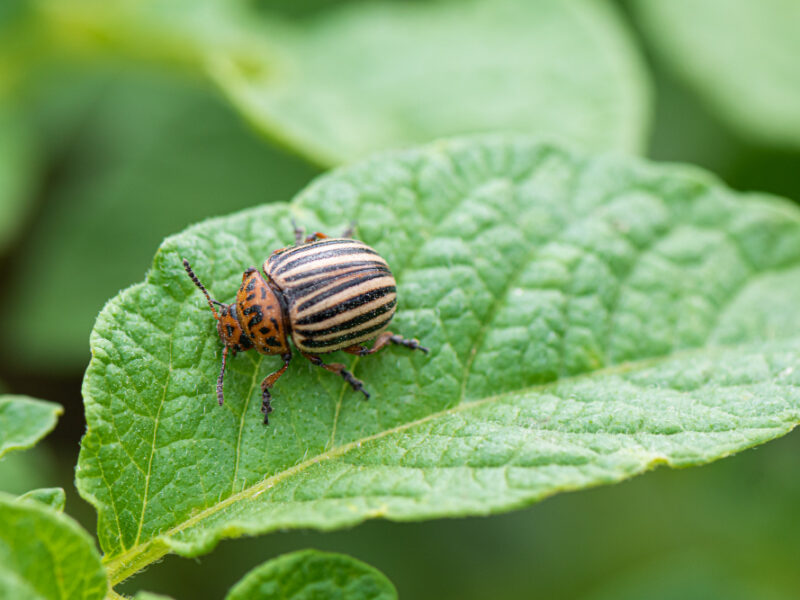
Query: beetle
xmin=182 ymin=223 xmax=428 ymax=424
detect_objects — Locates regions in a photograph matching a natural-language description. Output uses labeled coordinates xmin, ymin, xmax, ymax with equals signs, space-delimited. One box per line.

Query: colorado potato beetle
xmin=183 ymin=223 xmax=428 ymax=424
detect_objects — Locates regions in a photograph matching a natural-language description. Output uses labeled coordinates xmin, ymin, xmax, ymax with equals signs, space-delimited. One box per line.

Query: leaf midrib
xmin=103 ymin=337 xmax=787 ymax=585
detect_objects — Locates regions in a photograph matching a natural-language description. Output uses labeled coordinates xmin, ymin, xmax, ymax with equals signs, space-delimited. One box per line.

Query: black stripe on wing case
xmin=296 ymin=272 xmax=392 ymax=312
xmin=269 ymin=239 xmax=362 ymax=268
xmin=288 ymin=266 xmax=391 ymax=299
xmin=275 ymin=247 xmax=380 ymax=276
xmin=298 ymin=317 xmax=393 ymax=349
xmin=293 ymin=297 xmax=396 ymax=337
xmin=295 ymin=286 xmax=396 ymax=325
xmin=283 ymin=260 xmax=389 ymax=282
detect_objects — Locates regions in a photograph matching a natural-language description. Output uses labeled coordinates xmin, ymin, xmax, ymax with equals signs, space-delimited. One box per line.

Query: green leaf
xmin=633 ymin=0 xmax=800 ymax=148
xmin=226 ymin=550 xmax=396 ymax=600
xmin=78 ymin=136 xmax=800 ymax=584
xmin=0 ymin=395 xmax=62 ymax=459
xmin=212 ymin=0 xmax=650 ymax=163
xmin=133 ymin=593 xmax=174 ymax=600
xmin=40 ymin=0 xmax=650 ymax=163
xmin=16 ymin=487 xmax=66 ymax=512
xmin=0 ymin=492 xmax=107 ymax=600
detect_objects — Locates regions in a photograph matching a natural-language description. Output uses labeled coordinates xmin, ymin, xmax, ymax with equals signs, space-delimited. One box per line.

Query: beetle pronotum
xmin=183 ymin=223 xmax=428 ymax=424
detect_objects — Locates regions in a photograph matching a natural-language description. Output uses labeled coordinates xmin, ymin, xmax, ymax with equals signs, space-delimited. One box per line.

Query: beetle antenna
xmin=183 ymin=258 xmax=220 ymax=320
xmin=217 ymin=346 xmax=228 ymax=406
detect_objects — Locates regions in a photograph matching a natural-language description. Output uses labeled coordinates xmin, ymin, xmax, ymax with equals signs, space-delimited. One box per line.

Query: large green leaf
xmin=212 ymin=0 xmax=650 ymax=163
xmin=0 ymin=492 xmax=107 ymax=600
xmin=633 ymin=0 xmax=800 ymax=149
xmin=0 ymin=395 xmax=62 ymax=459
xmin=40 ymin=0 xmax=650 ymax=163
xmin=226 ymin=550 xmax=396 ymax=600
xmin=78 ymin=136 xmax=800 ymax=585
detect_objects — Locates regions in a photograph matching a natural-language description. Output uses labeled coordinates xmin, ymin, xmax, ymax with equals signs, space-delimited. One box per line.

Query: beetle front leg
xmin=259 ymin=352 xmax=292 ymax=425
xmin=291 ymin=219 xmax=304 ymax=245
xmin=343 ymin=331 xmax=429 ymax=356
xmin=301 ymin=352 xmax=370 ymax=400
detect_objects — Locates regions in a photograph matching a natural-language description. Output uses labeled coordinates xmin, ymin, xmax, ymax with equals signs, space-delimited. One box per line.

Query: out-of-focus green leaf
xmin=0 ymin=492 xmax=107 ymax=600
xmin=76 ymin=136 xmax=800 ymax=585
xmin=0 ymin=395 xmax=62 ymax=459
xmin=212 ymin=0 xmax=650 ymax=163
xmin=40 ymin=0 xmax=650 ymax=163
xmin=0 ymin=68 xmax=317 ymax=372
xmin=16 ymin=487 xmax=66 ymax=512
xmin=226 ymin=550 xmax=396 ymax=600
xmin=633 ymin=0 xmax=800 ymax=148
xmin=133 ymin=593 xmax=174 ymax=600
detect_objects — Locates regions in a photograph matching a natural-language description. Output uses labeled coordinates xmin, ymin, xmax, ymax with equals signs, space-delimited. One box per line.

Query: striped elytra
xmin=264 ymin=238 xmax=397 ymax=353
xmin=183 ymin=226 xmax=427 ymax=425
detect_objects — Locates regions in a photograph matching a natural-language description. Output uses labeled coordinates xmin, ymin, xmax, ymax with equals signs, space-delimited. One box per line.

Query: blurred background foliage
xmin=0 ymin=0 xmax=798 ymax=598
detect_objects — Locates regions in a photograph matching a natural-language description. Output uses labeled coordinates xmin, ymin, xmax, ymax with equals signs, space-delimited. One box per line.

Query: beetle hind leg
xmin=344 ymin=331 xmax=429 ymax=356
xmin=302 ymin=352 xmax=370 ymax=400
xmin=259 ymin=352 xmax=292 ymax=425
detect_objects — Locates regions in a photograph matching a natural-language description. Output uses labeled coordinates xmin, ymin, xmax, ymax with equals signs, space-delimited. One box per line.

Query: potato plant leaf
xmin=226 ymin=550 xmax=396 ymax=600
xmin=211 ymin=0 xmax=650 ymax=163
xmin=0 ymin=395 xmax=62 ymax=459
xmin=0 ymin=492 xmax=107 ymax=600
xmin=40 ymin=0 xmax=650 ymax=163
xmin=633 ymin=0 xmax=800 ymax=148
xmin=77 ymin=136 xmax=800 ymax=585
xmin=16 ymin=487 xmax=66 ymax=512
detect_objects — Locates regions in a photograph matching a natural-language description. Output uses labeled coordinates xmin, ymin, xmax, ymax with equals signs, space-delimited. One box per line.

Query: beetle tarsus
xmin=291 ymin=218 xmax=304 ymax=245
xmin=261 ymin=390 xmax=273 ymax=425
xmin=390 ymin=335 xmax=429 ymax=354
xmin=341 ymin=221 xmax=357 ymax=238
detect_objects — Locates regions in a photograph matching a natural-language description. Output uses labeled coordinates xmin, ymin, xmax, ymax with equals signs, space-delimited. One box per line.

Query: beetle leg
xmin=216 ymin=346 xmax=230 ymax=406
xmin=259 ymin=352 xmax=292 ymax=425
xmin=343 ymin=332 xmax=429 ymax=356
xmin=341 ymin=221 xmax=357 ymax=238
xmin=303 ymin=232 xmax=328 ymax=244
xmin=291 ymin=218 xmax=304 ymax=245
xmin=301 ymin=352 xmax=370 ymax=400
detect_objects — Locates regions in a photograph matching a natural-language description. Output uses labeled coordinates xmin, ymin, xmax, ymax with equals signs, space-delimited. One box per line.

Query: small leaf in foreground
xmin=0 ymin=492 xmax=107 ymax=600
xmin=16 ymin=487 xmax=66 ymax=512
xmin=633 ymin=0 xmax=800 ymax=148
xmin=226 ymin=550 xmax=396 ymax=600
xmin=0 ymin=395 xmax=62 ymax=458
xmin=77 ymin=136 xmax=800 ymax=584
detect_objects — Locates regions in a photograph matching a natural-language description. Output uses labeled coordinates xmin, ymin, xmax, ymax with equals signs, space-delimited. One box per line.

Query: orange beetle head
xmin=216 ymin=302 xmax=254 ymax=353
xmin=182 ymin=259 xmax=257 ymax=407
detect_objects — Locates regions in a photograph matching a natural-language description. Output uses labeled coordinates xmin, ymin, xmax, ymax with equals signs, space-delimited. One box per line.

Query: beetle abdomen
xmin=265 ymin=238 xmax=397 ymax=353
